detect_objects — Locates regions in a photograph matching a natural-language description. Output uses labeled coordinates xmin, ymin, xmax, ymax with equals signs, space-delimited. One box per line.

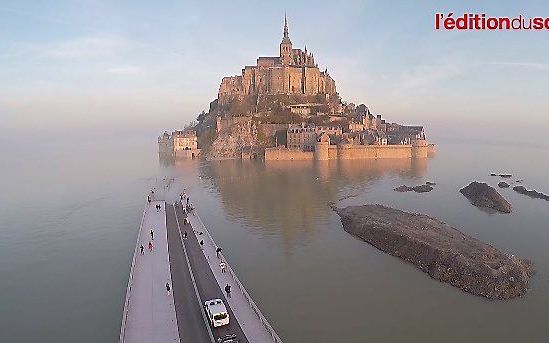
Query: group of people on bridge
xmin=178 ymin=193 xmax=233 ymax=299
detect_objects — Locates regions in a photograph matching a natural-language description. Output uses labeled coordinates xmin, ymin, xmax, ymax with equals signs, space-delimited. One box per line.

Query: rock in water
xmin=394 ymin=185 xmax=433 ymax=193
xmin=513 ymin=186 xmax=549 ymax=201
xmin=335 ymin=204 xmax=534 ymax=300
xmin=460 ymin=182 xmax=512 ymax=213
xmin=394 ymin=185 xmax=413 ymax=192
xmin=498 ymin=181 xmax=510 ymax=188
xmin=413 ymin=184 xmax=433 ymax=193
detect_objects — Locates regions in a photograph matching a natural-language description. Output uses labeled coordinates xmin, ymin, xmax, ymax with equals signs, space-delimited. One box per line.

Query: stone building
xmin=157 ymin=130 xmax=201 ymax=160
xmin=387 ymin=125 xmax=425 ymax=145
xmin=218 ymin=15 xmax=337 ymax=104
xmin=286 ymin=102 xmax=330 ymax=117
xmin=173 ymin=130 xmax=198 ymax=150
xmin=158 ymin=131 xmax=174 ymax=160
xmin=287 ymin=126 xmax=317 ymax=150
xmin=287 ymin=124 xmax=342 ymax=151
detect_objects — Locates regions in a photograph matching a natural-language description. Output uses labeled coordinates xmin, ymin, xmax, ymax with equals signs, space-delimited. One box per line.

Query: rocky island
xmin=513 ymin=186 xmax=549 ymax=201
xmin=335 ymin=204 xmax=533 ymax=299
xmin=460 ymin=182 xmax=512 ymax=213
xmin=158 ymin=16 xmax=434 ymax=162
xmin=498 ymin=181 xmax=510 ymax=188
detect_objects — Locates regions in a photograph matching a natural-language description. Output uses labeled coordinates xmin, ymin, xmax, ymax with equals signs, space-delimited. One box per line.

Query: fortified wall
xmin=265 ymin=146 xmax=314 ymax=161
xmin=265 ymin=140 xmax=434 ymax=161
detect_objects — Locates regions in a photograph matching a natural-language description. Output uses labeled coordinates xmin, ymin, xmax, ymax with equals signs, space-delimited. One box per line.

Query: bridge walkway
xmin=119 ymin=201 xmax=179 ymax=343
xmin=180 ymin=202 xmax=282 ymax=343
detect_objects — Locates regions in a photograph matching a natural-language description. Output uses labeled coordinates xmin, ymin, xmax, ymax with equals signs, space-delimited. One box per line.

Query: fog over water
xmin=2 ymin=1 xmax=549 ymax=341
xmin=1 ymin=134 xmax=548 ymax=342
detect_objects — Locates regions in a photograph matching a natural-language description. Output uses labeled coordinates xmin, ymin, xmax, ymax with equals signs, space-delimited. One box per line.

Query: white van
xmin=204 ymin=299 xmax=229 ymax=327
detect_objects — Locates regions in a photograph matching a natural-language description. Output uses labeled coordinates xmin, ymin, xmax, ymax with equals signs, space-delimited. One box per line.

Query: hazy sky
xmin=1 ymin=0 xmax=548 ymax=144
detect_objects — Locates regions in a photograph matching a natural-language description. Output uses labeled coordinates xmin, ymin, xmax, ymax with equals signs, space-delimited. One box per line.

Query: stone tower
xmin=279 ymin=14 xmax=292 ymax=66
xmin=314 ymin=132 xmax=330 ymax=161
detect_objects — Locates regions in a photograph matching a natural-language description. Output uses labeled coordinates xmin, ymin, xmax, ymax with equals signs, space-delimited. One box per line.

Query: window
xmin=214 ymin=313 xmax=228 ymax=320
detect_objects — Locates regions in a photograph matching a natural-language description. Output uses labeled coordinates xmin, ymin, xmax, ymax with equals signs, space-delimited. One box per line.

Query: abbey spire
xmin=283 ymin=13 xmax=290 ymax=41
xmin=280 ymin=14 xmax=292 ymax=65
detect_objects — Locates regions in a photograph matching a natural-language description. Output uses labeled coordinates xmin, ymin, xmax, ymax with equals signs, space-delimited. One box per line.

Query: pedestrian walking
xmin=183 ymin=231 xmax=187 ymax=239
xmin=140 ymin=245 xmax=144 ymax=255
xmin=180 ymin=193 xmax=183 ymax=200
xmin=166 ymin=282 xmax=171 ymax=295
xmin=224 ymin=283 xmax=231 ymax=298
xmin=216 ymin=247 xmax=223 ymax=258
xmin=220 ymin=261 xmax=226 ymax=273
xmin=199 ymin=240 xmax=204 ymax=248
xmin=148 ymin=241 xmax=153 ymax=252
xmin=186 ymin=197 xmax=189 ymax=206
xmin=150 ymin=229 xmax=154 ymax=241
xmin=147 ymin=195 xmax=151 ymax=203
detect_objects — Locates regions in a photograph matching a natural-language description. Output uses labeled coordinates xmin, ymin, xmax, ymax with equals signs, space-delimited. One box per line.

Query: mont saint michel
xmin=6 ymin=1 xmax=549 ymax=342
xmin=158 ymin=16 xmax=435 ymax=162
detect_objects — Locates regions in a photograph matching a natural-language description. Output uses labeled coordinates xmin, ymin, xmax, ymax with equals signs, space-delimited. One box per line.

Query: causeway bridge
xmin=119 ymin=197 xmax=283 ymax=343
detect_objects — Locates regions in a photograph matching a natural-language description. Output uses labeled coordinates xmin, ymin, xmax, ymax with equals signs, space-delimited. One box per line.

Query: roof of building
xmin=257 ymin=56 xmax=279 ymax=61
xmin=205 ymin=299 xmax=227 ymax=314
xmin=173 ymin=130 xmax=197 ymax=137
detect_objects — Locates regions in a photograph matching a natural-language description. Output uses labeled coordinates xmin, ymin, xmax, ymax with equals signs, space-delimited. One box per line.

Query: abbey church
xmin=218 ymin=15 xmax=337 ymax=104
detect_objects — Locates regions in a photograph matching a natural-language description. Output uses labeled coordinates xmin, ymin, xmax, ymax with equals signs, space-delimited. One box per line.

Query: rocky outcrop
xmin=334 ymin=204 xmax=534 ymax=300
xmin=490 ymin=173 xmax=512 ymax=178
xmin=460 ymin=182 xmax=512 ymax=213
xmin=413 ymin=184 xmax=434 ymax=193
xmin=206 ymin=120 xmax=259 ymax=160
xmin=394 ymin=184 xmax=433 ymax=193
xmin=513 ymin=186 xmax=549 ymax=201
xmin=394 ymin=185 xmax=413 ymax=192
xmin=498 ymin=181 xmax=510 ymax=188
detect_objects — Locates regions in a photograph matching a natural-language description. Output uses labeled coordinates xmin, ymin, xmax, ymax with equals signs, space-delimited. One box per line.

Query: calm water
xmin=1 ymin=138 xmax=548 ymax=342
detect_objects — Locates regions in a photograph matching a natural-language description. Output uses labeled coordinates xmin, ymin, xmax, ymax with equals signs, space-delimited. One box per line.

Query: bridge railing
xmin=119 ymin=201 xmax=149 ymax=343
xmin=193 ymin=209 xmax=284 ymax=343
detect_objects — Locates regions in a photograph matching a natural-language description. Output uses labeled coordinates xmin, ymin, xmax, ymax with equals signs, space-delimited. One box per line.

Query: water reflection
xmin=194 ymin=158 xmax=428 ymax=248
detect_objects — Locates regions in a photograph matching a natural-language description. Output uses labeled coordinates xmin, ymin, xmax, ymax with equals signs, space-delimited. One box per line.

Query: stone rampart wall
xmin=337 ymin=144 xmax=412 ymax=160
xmin=265 ymin=147 xmax=314 ymax=161
xmin=265 ymin=144 xmax=421 ymax=161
